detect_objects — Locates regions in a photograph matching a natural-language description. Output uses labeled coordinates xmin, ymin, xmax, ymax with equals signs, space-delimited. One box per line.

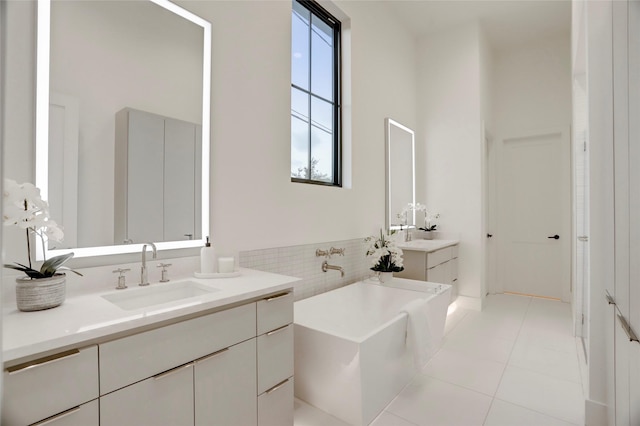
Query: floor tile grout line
xmin=489 ymin=396 xmax=582 ymax=426
xmin=481 ymin=295 xmax=533 ymax=426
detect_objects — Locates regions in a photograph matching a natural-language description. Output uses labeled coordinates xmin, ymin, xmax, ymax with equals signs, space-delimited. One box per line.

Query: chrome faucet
xmin=322 ymin=260 xmax=344 ymax=278
xmin=139 ymin=242 xmax=157 ymax=286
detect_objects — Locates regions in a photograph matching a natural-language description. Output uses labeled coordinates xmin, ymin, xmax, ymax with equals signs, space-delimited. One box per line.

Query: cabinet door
xmin=258 ymin=378 xmax=294 ymax=426
xmin=3 ymin=346 xmax=98 ymax=426
xmin=164 ymin=118 xmax=197 ymax=241
xmin=195 ymin=339 xmax=257 ymax=426
xmin=127 ymin=109 xmax=165 ymax=243
xmin=32 ymin=400 xmax=99 ymax=426
xmin=100 ymin=364 xmax=194 ymax=426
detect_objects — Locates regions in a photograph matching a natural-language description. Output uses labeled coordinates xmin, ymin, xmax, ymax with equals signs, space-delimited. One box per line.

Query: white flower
xmin=3 ymin=178 xmax=65 ymax=266
xmin=44 ymin=220 xmax=64 ymax=242
xmin=364 ymin=229 xmax=404 ymax=272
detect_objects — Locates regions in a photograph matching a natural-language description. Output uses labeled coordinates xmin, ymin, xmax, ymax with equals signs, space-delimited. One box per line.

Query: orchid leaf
xmin=58 ymin=266 xmax=83 ymax=276
xmin=39 ymin=253 xmax=74 ymax=277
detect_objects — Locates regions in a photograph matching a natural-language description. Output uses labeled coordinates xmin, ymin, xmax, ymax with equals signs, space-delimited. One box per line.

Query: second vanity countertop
xmin=396 ymin=239 xmax=459 ymax=253
xmin=3 ymin=268 xmax=299 ymax=365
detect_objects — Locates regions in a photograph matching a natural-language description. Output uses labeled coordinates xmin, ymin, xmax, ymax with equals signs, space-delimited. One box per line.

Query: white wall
xmin=417 ymin=23 xmax=484 ymax=301
xmin=492 ymin=35 xmax=572 ymax=136
xmin=2 ymin=0 xmax=417 ymax=270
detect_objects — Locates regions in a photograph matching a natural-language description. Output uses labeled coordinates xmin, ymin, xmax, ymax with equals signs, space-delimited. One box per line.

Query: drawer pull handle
xmin=154 ymin=363 xmax=192 ymax=380
xmin=32 ymin=406 xmax=82 ymax=425
xmin=606 ymin=290 xmax=616 ymax=305
xmin=266 ymin=324 xmax=290 ymax=336
xmin=617 ymin=314 xmax=640 ymax=343
xmin=6 ymin=349 xmax=80 ymax=374
xmin=196 ymin=347 xmax=230 ymax=363
xmin=265 ymin=292 xmax=291 ymax=302
xmin=265 ymin=378 xmax=290 ymax=394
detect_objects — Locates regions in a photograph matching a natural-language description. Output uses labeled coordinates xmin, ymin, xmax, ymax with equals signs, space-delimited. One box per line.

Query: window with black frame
xmin=290 ymin=0 xmax=341 ymax=186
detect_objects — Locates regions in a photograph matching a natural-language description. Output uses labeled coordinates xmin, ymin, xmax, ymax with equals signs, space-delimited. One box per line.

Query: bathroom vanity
xmin=395 ymin=239 xmax=459 ymax=301
xmin=2 ymin=269 xmax=297 ymax=426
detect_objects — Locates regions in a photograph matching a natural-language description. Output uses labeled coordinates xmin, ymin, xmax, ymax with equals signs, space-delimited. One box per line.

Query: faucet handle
xmin=157 ymin=263 xmax=172 ymax=282
xmin=330 ymin=247 xmax=345 ymax=256
xmin=112 ymin=268 xmax=131 ymax=290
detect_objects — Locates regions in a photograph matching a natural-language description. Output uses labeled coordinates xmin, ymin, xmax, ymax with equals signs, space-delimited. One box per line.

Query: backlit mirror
xmin=385 ymin=118 xmax=415 ymax=231
xmin=36 ymin=0 xmax=211 ymax=259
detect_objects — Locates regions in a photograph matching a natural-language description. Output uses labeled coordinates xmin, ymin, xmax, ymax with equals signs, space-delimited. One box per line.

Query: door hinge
xmin=582 ymin=314 xmax=584 ymax=325
xmin=584 ymin=140 xmax=587 ymax=152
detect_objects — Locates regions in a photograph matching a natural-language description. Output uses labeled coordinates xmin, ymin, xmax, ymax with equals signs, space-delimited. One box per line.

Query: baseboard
xmin=454 ymin=295 xmax=482 ymax=311
xmin=585 ymin=399 xmax=608 ymax=426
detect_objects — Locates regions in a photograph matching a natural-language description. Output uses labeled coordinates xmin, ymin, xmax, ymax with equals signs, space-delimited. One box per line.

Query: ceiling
xmin=385 ymin=0 xmax=572 ymax=51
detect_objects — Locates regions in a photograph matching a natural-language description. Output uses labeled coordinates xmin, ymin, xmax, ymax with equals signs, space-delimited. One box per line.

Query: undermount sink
xmin=102 ymin=280 xmax=219 ymax=311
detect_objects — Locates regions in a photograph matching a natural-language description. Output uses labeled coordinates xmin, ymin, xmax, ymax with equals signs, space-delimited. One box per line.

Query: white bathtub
xmin=294 ymin=278 xmax=451 ymax=426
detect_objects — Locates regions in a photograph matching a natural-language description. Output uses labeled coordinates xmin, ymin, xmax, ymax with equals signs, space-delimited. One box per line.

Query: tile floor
xmin=294 ymin=293 xmax=586 ymax=426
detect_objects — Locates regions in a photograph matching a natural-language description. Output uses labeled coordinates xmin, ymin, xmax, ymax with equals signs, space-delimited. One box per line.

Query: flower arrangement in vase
xmin=365 ymin=229 xmax=404 ymax=283
xmin=412 ymin=203 xmax=440 ymax=239
xmin=3 ymin=179 xmax=81 ymax=311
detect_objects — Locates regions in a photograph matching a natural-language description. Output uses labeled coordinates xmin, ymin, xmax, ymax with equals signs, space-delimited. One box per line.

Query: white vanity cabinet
xmin=99 ymin=302 xmax=256 ymax=425
xmin=2 ymin=345 xmax=99 ymax=426
xmin=97 ymin=290 xmax=294 ymax=426
xmin=396 ymin=244 xmax=459 ymax=300
xmin=256 ymin=292 xmax=295 ymax=426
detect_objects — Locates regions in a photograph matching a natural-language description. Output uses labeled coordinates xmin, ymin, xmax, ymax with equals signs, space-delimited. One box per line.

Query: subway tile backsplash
xmin=240 ymin=238 xmax=373 ymax=301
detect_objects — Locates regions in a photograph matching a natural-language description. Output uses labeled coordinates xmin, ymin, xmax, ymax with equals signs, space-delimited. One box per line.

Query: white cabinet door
xmin=194 ymin=339 xmax=257 ymax=426
xmin=258 ymin=378 xmax=294 ymax=426
xmin=126 ymin=109 xmax=165 ymax=243
xmin=32 ymin=400 xmax=99 ymax=426
xmin=100 ymin=364 xmax=194 ymax=426
xmin=164 ymin=118 xmax=197 ymax=241
xmin=3 ymin=346 xmax=99 ymax=426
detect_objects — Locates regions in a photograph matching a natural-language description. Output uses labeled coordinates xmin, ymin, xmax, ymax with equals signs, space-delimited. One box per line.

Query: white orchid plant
xmin=401 ymin=202 xmax=440 ymax=232
xmin=365 ymin=229 xmax=404 ymax=273
xmin=3 ymin=179 xmax=81 ymax=279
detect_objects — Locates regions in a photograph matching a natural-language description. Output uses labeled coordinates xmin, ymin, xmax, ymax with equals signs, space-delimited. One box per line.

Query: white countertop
xmin=3 ymin=268 xmax=299 ymax=364
xmin=396 ymin=239 xmax=459 ymax=252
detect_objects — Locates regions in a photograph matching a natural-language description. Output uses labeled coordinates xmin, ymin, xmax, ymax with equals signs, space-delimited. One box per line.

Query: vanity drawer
xmin=257 ymin=291 xmax=293 ymax=335
xmin=451 ymin=244 xmax=459 ymax=259
xmin=258 ymin=377 xmax=294 ymax=426
xmin=3 ymin=345 xmax=99 ymax=426
xmin=257 ymin=323 xmax=294 ymax=395
xmin=427 ymin=247 xmax=452 ymax=268
xmin=99 ymin=302 xmax=256 ymax=394
xmin=31 ymin=399 xmax=99 ymax=426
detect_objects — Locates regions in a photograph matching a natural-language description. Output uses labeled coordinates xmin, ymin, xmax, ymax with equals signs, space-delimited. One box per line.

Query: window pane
xmin=292 ymin=2 xmax=310 ymax=90
xmin=311 ymin=15 xmax=333 ymax=101
xmin=310 ymin=125 xmax=333 ymax=182
xmin=311 ymin=96 xmax=332 ymax=134
xmin=291 ymin=115 xmax=310 ymax=178
xmin=292 ymin=87 xmax=309 ymax=123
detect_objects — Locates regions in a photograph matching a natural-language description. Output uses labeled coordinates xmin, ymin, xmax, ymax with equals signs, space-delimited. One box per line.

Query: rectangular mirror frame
xmin=35 ymin=0 xmax=211 ymax=259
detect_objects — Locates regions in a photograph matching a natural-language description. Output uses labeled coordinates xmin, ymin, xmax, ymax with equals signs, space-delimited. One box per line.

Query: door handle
xmin=548 ymin=235 xmax=560 ymax=240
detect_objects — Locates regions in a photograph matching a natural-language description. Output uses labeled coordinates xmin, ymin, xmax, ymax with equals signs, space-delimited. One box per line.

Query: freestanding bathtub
xmin=294 ymin=278 xmax=451 ymax=425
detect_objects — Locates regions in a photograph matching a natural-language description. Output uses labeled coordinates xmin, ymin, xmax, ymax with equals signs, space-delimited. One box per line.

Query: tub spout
xmin=322 ymin=260 xmax=344 ymax=277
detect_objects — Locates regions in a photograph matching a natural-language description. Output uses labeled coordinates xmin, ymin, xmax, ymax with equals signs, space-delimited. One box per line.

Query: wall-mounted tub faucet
xmin=322 ymin=260 xmax=344 ymax=278
xmin=139 ymin=242 xmax=157 ymax=286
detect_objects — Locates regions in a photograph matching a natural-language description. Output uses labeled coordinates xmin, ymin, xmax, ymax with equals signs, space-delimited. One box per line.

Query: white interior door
xmin=496 ymin=129 xmax=571 ymax=300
